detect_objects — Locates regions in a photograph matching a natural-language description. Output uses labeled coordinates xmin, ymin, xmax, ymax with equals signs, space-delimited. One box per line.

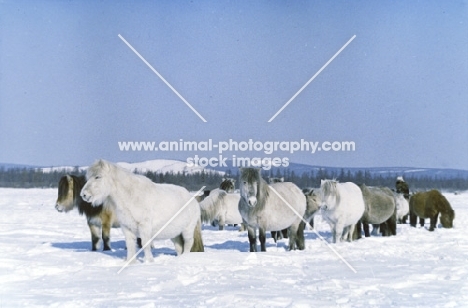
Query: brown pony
xmin=409 ymin=190 xmax=455 ymax=231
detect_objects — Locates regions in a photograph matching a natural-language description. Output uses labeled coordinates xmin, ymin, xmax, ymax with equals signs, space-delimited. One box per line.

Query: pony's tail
xmin=190 ymin=218 xmax=204 ymax=252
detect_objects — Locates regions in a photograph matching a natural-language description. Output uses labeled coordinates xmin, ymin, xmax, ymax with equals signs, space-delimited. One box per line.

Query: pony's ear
xmin=66 ymin=174 xmax=72 ymax=182
xmin=321 ymin=179 xmax=324 ymax=185
xmin=91 ymin=159 xmax=110 ymax=173
xmin=308 ymin=189 xmax=314 ymax=196
xmin=97 ymin=159 xmax=108 ymax=169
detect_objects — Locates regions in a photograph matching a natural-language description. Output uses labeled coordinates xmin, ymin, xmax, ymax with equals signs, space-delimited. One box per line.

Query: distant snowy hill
xmin=116 ymin=159 xmax=218 ymax=175
xmin=210 ymin=161 xmax=468 ymax=179
xmin=36 ymin=159 xmax=222 ymax=175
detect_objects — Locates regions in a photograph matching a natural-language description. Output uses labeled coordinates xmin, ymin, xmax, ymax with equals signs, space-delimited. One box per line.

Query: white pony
xmin=80 ymin=160 xmax=204 ymax=262
xmin=239 ymin=168 xmax=306 ymax=252
xmin=320 ymin=179 xmax=365 ymax=243
xmin=199 ymin=189 xmax=242 ymax=230
xmin=394 ymin=192 xmax=409 ymax=222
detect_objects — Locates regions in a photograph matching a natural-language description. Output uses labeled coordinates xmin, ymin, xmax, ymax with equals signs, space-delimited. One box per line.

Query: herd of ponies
xmin=55 ymin=159 xmax=455 ymax=262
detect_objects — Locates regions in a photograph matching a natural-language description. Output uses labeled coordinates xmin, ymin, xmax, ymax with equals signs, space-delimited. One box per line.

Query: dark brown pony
xmin=409 ymin=190 xmax=455 ymax=231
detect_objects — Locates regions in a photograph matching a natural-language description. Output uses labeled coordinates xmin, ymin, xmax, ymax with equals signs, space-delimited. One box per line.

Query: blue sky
xmin=1 ymin=0 xmax=467 ymax=169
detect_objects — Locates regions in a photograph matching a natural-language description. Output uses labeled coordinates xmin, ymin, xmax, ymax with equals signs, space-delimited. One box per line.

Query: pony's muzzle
xmin=248 ymin=196 xmax=257 ymax=207
xmin=81 ymin=190 xmax=91 ymax=202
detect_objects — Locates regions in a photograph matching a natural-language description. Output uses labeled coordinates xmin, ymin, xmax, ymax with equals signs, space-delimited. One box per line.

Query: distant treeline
xmin=1 ymin=166 xmax=467 ymax=192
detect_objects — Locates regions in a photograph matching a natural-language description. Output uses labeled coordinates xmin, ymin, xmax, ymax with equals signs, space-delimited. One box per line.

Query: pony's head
xmin=239 ymin=168 xmax=265 ymax=207
xmin=319 ymin=179 xmax=340 ymax=210
xmin=305 ymin=189 xmax=321 ymax=215
xmin=434 ymin=191 xmax=455 ymax=228
xmin=440 ymin=208 xmax=455 ymax=228
xmin=55 ymin=175 xmax=75 ymax=212
xmin=220 ymin=178 xmax=235 ymax=193
xmin=80 ymin=159 xmax=113 ymax=206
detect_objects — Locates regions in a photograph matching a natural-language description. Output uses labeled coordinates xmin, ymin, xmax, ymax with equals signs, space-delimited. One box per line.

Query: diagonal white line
xmin=269 ymin=185 xmax=357 ymax=273
xmin=118 ymin=34 xmax=207 ymax=122
xmin=268 ymin=34 xmax=356 ymax=122
xmin=117 ymin=186 xmax=206 ymax=274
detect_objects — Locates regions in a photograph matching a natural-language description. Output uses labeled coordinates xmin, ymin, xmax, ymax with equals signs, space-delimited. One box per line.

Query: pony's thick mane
xmin=72 ymin=175 xmax=103 ymax=216
xmin=432 ymin=190 xmax=455 ymax=215
xmin=240 ymin=168 xmax=261 ymax=184
xmin=88 ymin=159 xmax=150 ymax=184
xmin=321 ymin=179 xmax=340 ymax=205
xmin=199 ymin=189 xmax=227 ymax=223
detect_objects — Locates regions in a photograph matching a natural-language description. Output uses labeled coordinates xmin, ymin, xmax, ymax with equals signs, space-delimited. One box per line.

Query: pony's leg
xmin=281 ymin=228 xmax=289 ymax=239
xmin=409 ymin=211 xmax=417 ymax=227
xmin=288 ymin=227 xmax=297 ymax=250
xmin=171 ymin=235 xmax=184 ymax=255
xmin=101 ymin=221 xmax=112 ymax=251
xmin=331 ymin=227 xmax=337 ymax=243
xmin=218 ymin=216 xmax=225 ymax=231
xmin=380 ymin=222 xmax=389 ymax=236
xmin=402 ymin=214 xmax=409 ymax=224
xmin=340 ymin=225 xmax=350 ymax=242
xmin=353 ymin=221 xmax=362 ymax=240
xmin=99 ymin=209 xmax=112 ymax=251
xmin=344 ymin=225 xmax=352 ymax=242
xmin=88 ymin=223 xmax=101 ymax=251
xmin=181 ymin=229 xmax=195 ymax=254
xmin=363 ymin=223 xmax=370 ymax=237
xmin=347 ymin=224 xmax=356 ymax=242
xmin=371 ymin=224 xmax=380 ymax=236
xmin=288 ymin=221 xmax=304 ymax=250
xmin=419 ymin=217 xmax=425 ymax=227
xmin=247 ymin=226 xmax=257 ymax=252
xmin=271 ymin=231 xmax=278 ymax=243
xmin=333 ymin=224 xmax=345 ymax=243
xmin=259 ymin=228 xmax=267 ymax=252
xmin=121 ymin=227 xmax=138 ymax=263
xmin=389 ymin=214 xmax=397 ymax=236
xmin=429 ymin=213 xmax=439 ymax=232
xmin=295 ymin=221 xmax=306 ymax=250
xmin=138 ymin=227 xmax=155 ymax=262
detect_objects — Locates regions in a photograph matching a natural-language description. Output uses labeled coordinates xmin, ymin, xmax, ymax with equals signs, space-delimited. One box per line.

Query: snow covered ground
xmin=0 ymin=188 xmax=467 ymax=307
